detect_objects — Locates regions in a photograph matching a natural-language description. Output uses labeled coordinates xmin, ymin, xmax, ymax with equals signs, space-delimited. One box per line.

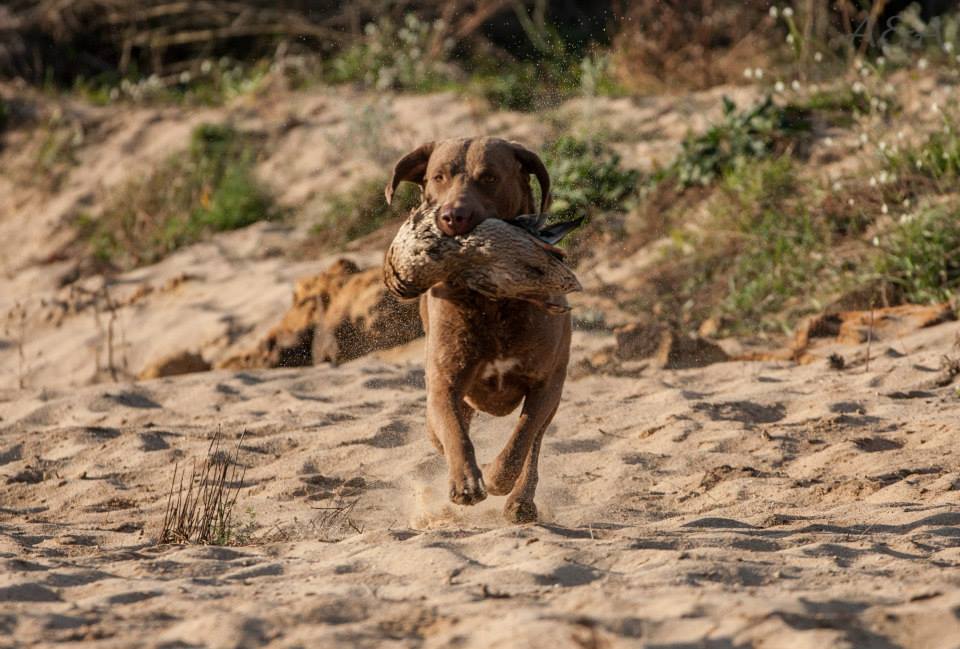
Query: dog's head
xmin=385 ymin=137 xmax=551 ymax=236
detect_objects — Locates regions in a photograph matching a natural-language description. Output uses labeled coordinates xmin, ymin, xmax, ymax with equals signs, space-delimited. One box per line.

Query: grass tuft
xmin=159 ymin=429 xmax=248 ymax=546
xmin=77 ymin=122 xmax=275 ymax=270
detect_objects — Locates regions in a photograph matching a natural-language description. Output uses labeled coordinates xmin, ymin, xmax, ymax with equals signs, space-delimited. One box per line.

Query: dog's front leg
xmin=426 ymin=360 xmax=486 ymax=506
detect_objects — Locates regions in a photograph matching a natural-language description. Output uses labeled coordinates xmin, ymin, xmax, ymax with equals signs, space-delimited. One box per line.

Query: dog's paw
xmin=481 ymin=461 xmax=519 ymax=496
xmin=448 ymin=465 xmax=487 ymax=506
xmin=503 ymin=499 xmax=538 ymax=524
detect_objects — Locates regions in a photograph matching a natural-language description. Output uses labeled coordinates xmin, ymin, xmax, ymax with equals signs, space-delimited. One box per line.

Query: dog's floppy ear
xmin=509 ymin=141 xmax=551 ymax=214
xmin=386 ymin=141 xmax=435 ymax=205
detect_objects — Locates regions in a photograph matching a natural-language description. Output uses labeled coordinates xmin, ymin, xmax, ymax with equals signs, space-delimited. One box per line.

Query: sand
xmin=2 ymin=316 xmax=959 ymax=648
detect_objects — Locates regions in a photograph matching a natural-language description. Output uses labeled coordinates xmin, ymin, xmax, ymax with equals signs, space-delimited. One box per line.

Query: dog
xmin=384 ymin=137 xmax=571 ymax=523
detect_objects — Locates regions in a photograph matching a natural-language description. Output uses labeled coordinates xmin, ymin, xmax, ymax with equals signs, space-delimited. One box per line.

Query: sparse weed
xmin=77 ymin=123 xmax=275 ymax=270
xmin=716 ymin=158 xmax=832 ymax=331
xmin=309 ymin=176 xmax=420 ymax=248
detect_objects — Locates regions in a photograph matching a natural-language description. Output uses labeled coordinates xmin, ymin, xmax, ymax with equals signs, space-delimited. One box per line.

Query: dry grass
xmin=159 ymin=429 xmax=246 ymax=545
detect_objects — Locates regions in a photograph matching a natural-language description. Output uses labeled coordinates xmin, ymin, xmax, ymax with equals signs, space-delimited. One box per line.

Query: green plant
xmin=668 ymin=96 xmax=812 ymax=187
xmin=882 ymin=123 xmax=960 ymax=188
xmin=311 ymin=176 xmax=420 ymax=247
xmin=542 ymin=136 xmax=639 ymax=222
xmin=876 ymin=208 xmax=960 ymax=303
xmin=327 ymin=14 xmax=455 ymax=91
xmin=77 ymin=122 xmax=274 ymax=269
xmin=718 ymin=158 xmax=831 ymax=330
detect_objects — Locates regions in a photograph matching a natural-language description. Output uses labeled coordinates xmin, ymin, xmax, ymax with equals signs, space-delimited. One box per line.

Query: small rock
xmin=614 ymin=321 xmax=667 ymax=360
xmin=655 ymin=331 xmax=729 ymax=370
xmin=138 ymin=351 xmax=210 ymax=380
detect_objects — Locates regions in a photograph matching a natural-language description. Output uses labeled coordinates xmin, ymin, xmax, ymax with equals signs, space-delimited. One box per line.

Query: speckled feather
xmin=383 ymin=204 xmax=582 ymax=312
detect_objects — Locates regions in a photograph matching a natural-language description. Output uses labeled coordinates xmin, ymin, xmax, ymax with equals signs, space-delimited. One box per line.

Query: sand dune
xmin=3 ymin=316 xmax=959 ymax=648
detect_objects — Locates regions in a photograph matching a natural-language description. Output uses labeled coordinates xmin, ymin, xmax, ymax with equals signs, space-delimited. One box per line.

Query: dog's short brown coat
xmin=386 ymin=137 xmax=570 ymax=523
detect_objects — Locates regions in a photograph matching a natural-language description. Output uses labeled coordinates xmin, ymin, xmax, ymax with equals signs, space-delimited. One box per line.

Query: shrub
xmin=327 ymin=14 xmax=456 ymax=92
xmin=77 ymin=123 xmax=274 ymax=269
xmin=876 ymin=208 xmax=960 ymax=304
xmin=668 ymin=96 xmax=812 ymax=187
xmin=542 ymin=136 xmax=640 ymax=222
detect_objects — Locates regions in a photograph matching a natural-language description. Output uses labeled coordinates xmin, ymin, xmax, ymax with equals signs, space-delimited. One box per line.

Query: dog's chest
xmin=478 ymin=357 xmax=520 ymax=389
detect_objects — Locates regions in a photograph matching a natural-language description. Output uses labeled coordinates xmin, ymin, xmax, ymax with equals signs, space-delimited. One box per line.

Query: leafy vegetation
xmin=327 ymin=15 xmax=456 ymax=92
xmin=667 ymin=96 xmax=812 ymax=187
xmin=77 ymin=123 xmax=275 ymax=269
xmin=542 ymin=136 xmax=639 ymax=222
xmin=875 ymin=208 xmax=960 ymax=304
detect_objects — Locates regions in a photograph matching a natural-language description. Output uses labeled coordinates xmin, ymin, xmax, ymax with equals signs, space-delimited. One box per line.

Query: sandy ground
xmin=2 ymin=316 xmax=959 ymax=648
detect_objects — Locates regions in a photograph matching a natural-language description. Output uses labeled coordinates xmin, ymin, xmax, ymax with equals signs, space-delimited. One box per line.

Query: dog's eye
xmin=480 ymin=174 xmax=497 ymax=184
xmin=432 ymin=173 xmax=445 ymax=183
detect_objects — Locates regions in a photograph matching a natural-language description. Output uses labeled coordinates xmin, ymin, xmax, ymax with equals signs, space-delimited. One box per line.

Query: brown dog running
xmin=384 ymin=137 xmax=571 ymax=523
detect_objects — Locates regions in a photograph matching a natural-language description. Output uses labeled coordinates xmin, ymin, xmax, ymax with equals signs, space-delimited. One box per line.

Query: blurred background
xmin=1 ymin=0 xmax=959 ymax=387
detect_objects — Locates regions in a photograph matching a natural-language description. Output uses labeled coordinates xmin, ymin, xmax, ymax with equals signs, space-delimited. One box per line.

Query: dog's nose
xmin=438 ymin=205 xmax=473 ymax=236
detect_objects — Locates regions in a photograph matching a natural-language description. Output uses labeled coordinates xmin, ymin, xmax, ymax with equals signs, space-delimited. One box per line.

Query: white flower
xmin=916 ymin=159 xmax=923 ymax=169
xmin=769 ymin=6 xmax=779 ymax=18
xmin=179 ymin=71 xmax=191 ymax=84
xmin=814 ymin=51 xmax=823 ymax=62
xmin=897 ymin=130 xmax=905 ymax=140
xmin=859 ymin=132 xmax=869 ymax=145
xmin=881 ymin=203 xmax=889 ymax=215
xmin=872 ymin=236 xmax=880 ymax=246
xmin=783 ymin=7 xmax=794 ymax=17
xmin=903 ymin=198 xmax=911 ymax=208
xmin=918 ymin=57 xmax=929 ymax=70
xmin=878 ymin=141 xmax=887 ymax=152
xmin=755 ymin=68 xmax=765 ymax=79
xmin=945 ymin=42 xmax=955 ymax=54
xmin=932 ymin=102 xmax=940 ymax=113
xmin=849 ymin=198 xmax=856 ymax=206
xmin=832 ymin=180 xmax=843 ymax=191
xmin=869 ymin=176 xmax=877 ymax=187
xmin=792 ymin=80 xmax=801 ymax=91
xmin=879 ymin=100 xmax=889 ymax=113
xmin=852 ymin=81 xmax=865 ymax=93
xmin=775 ymin=81 xmax=785 ymax=93
xmin=201 ymin=60 xmax=213 ymax=74
xmin=854 ymin=58 xmax=864 ymax=70
xmin=809 ymin=83 xmax=820 ymax=92
xmin=860 ymin=66 xmax=870 ymax=77
xmin=787 ymin=33 xmax=795 ymax=45
xmin=879 ymin=171 xmax=889 ymax=184
xmin=744 ymin=68 xmax=754 ymax=79
xmin=884 ymin=83 xmax=895 ymax=94
xmin=825 ymin=137 xmax=835 ymax=147
xmin=876 ymin=56 xmax=886 ymax=66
